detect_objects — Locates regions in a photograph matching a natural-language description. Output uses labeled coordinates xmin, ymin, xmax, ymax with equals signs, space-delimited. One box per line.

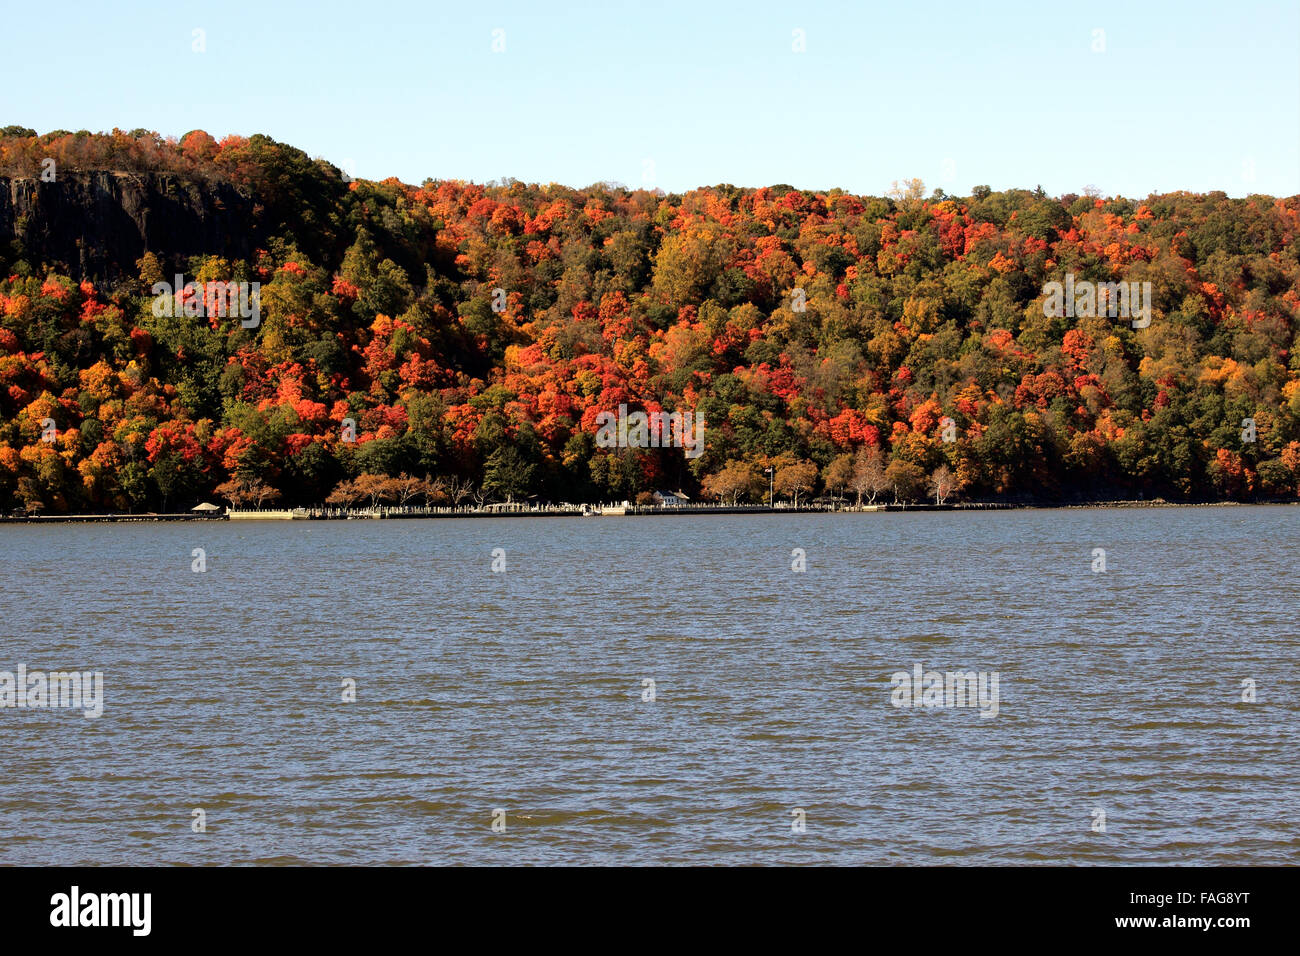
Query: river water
xmin=1 ymin=506 xmax=1296 ymax=864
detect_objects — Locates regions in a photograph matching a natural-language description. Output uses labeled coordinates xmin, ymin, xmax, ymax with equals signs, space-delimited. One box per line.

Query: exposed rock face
xmin=0 ymin=171 xmax=256 ymax=283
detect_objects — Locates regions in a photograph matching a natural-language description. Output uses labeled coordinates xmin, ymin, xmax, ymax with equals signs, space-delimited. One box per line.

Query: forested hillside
xmin=2 ymin=127 xmax=1298 ymax=512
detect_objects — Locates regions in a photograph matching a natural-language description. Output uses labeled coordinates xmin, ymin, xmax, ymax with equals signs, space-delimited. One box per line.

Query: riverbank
xmin=1 ymin=498 xmax=1294 ymax=523
xmin=0 ymin=512 xmax=227 ymax=523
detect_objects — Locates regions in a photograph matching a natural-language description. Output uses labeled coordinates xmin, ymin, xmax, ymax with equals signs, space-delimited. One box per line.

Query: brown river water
xmin=0 ymin=506 xmax=1296 ymax=864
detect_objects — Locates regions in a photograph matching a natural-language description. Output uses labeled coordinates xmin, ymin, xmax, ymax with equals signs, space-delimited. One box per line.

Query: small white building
xmin=653 ymin=490 xmax=689 ymax=508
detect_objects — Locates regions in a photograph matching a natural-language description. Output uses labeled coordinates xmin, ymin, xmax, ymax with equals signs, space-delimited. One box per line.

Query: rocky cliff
xmin=0 ymin=171 xmax=257 ymax=283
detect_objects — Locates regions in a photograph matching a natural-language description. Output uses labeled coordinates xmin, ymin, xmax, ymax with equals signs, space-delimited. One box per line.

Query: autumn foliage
xmin=1 ymin=128 xmax=1299 ymax=512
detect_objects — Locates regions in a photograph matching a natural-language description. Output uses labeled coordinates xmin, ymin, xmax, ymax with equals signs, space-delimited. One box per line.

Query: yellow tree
xmin=774 ymin=460 xmax=818 ymax=507
xmin=701 ymin=459 xmax=761 ymax=505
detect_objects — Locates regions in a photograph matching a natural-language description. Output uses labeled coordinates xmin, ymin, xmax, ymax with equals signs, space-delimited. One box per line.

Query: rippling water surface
xmin=1 ymin=506 xmax=1297 ymax=865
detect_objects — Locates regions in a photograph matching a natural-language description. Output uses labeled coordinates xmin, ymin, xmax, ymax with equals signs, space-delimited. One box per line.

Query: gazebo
xmin=191 ymin=502 xmax=223 ymax=514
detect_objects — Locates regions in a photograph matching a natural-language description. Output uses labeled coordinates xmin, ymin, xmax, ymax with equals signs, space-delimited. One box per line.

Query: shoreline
xmin=1 ymin=498 xmax=1295 ymax=524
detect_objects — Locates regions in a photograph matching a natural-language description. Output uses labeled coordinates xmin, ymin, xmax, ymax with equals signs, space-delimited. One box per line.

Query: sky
xmin=2 ymin=0 xmax=1297 ymax=198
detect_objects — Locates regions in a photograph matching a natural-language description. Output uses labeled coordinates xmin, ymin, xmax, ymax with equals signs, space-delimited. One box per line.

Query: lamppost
xmin=764 ymin=466 xmax=774 ymax=509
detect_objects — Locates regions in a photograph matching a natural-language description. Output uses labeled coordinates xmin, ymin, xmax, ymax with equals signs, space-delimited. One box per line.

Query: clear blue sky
xmin=2 ymin=0 xmax=1297 ymax=197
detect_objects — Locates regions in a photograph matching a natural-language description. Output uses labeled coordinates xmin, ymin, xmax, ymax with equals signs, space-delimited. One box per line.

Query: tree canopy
xmin=1 ymin=127 xmax=1298 ymax=512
